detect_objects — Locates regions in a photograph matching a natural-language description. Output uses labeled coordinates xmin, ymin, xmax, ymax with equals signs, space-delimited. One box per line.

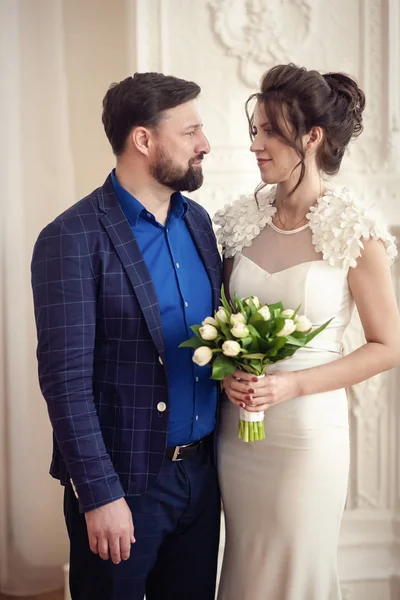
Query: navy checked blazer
xmin=31 ymin=175 xmax=222 ymax=513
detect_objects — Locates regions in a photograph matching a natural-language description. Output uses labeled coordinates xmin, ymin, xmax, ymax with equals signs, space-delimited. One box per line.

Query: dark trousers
xmin=64 ymin=446 xmax=221 ymax=600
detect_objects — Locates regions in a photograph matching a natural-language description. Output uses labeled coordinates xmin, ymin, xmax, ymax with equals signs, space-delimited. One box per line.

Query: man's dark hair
xmin=102 ymin=72 xmax=201 ymax=155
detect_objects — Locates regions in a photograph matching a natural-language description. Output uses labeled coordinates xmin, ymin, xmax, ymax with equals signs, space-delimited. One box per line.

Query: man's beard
xmin=150 ymin=147 xmax=204 ymax=192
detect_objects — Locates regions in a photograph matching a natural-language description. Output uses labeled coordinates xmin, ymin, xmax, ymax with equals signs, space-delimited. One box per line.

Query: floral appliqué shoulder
xmin=307 ymin=188 xmax=397 ymax=270
xmin=213 ymin=187 xmax=277 ymax=258
xmin=214 ymin=186 xmax=397 ymax=268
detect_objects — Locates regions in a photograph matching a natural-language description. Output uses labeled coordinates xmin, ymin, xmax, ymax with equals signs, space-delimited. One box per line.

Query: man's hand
xmin=85 ymin=497 xmax=135 ymax=564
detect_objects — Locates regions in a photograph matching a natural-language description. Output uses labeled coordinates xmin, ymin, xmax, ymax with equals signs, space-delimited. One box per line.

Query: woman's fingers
xmin=224 ymin=375 xmax=262 ymax=395
xmin=232 ymin=370 xmax=259 ymax=383
xmin=223 ymin=373 xmax=281 ymax=409
xmin=225 ymin=389 xmax=247 ymax=407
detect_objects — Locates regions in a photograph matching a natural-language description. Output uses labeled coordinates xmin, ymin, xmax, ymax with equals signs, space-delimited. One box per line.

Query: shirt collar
xmin=111 ymin=169 xmax=188 ymax=227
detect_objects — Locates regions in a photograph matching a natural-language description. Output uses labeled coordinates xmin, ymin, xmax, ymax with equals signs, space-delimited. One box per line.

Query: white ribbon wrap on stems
xmin=239 ymin=407 xmax=265 ymax=422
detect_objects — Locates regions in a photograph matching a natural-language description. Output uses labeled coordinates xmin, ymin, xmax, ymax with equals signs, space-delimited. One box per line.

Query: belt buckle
xmin=171 ymin=445 xmax=184 ymax=461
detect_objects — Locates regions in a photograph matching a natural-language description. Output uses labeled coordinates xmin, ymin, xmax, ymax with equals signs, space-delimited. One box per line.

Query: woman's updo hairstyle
xmin=246 ymin=64 xmax=366 ymax=194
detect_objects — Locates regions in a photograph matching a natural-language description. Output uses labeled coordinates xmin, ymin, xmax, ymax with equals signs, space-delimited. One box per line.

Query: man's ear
xmin=131 ymin=127 xmax=151 ymax=156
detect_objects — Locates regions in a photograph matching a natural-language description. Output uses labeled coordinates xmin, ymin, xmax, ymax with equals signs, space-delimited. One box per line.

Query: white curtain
xmin=0 ymin=0 xmax=130 ymax=592
xmin=0 ymin=0 xmax=75 ymax=594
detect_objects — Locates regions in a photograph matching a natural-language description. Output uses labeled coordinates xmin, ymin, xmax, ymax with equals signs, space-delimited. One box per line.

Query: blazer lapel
xmin=184 ymin=206 xmax=221 ymax=311
xmin=97 ymin=177 xmax=165 ymax=360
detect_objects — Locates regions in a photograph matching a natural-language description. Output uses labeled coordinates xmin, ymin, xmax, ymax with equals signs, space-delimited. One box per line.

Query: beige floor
xmin=0 ymin=592 xmax=63 ymax=600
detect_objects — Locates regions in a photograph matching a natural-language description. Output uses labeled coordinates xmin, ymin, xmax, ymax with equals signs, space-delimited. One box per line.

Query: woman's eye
xmin=251 ymin=126 xmax=257 ymax=137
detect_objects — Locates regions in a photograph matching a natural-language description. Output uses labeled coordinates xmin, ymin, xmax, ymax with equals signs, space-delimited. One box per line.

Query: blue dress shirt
xmin=111 ymin=170 xmax=217 ymax=446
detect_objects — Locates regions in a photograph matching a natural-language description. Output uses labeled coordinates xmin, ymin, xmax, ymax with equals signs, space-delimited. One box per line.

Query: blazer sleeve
xmin=31 ymin=218 xmax=125 ymax=513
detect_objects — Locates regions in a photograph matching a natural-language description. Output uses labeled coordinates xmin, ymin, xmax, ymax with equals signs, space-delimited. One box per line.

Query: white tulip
xmin=295 ymin=315 xmax=312 ymax=332
xmin=222 ymin=340 xmax=241 ymax=357
xmin=202 ymin=316 xmax=219 ymax=327
xmin=281 ymin=309 xmax=295 ymax=318
xmin=230 ymin=312 xmax=246 ymax=326
xmin=276 ymin=319 xmax=297 ymax=337
xmin=231 ymin=323 xmax=250 ymax=338
xmin=245 ymin=296 xmax=261 ymax=309
xmin=199 ymin=324 xmax=219 ymax=340
xmin=215 ymin=308 xmax=229 ymax=323
xmin=192 ymin=346 xmax=213 ymax=366
xmin=258 ymin=305 xmax=271 ymax=321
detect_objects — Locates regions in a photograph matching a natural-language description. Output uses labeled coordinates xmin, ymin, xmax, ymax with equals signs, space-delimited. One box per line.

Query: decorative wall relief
xmin=343 ymin=309 xmax=388 ymax=509
xmin=386 ymin=0 xmax=400 ymax=171
xmin=208 ymin=0 xmax=313 ymax=87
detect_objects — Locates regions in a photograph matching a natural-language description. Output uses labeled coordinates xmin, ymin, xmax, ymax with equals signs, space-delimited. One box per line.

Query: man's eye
xmin=187 ymin=131 xmax=195 ymax=136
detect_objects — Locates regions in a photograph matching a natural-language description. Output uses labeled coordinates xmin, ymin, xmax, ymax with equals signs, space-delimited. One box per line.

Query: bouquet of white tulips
xmin=180 ymin=287 xmax=331 ymax=442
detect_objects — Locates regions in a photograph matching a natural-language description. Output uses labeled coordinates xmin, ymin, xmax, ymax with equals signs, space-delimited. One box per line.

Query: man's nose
xmin=196 ymin=131 xmax=210 ymax=155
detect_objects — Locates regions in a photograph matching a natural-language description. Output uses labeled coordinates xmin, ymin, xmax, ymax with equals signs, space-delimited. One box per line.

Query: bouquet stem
xmin=238 ymin=418 xmax=265 ymax=442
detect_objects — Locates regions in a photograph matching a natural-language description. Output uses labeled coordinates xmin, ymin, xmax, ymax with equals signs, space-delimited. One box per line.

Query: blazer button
xmin=158 ymin=356 xmax=163 ymax=365
xmin=157 ymin=402 xmax=167 ymax=412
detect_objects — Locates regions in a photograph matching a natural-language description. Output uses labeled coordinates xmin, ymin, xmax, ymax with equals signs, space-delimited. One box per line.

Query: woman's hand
xmin=223 ymin=370 xmax=301 ymax=411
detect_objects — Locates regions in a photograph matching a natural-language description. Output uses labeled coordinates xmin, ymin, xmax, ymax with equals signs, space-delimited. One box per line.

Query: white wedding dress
xmin=213 ymin=187 xmax=396 ymax=600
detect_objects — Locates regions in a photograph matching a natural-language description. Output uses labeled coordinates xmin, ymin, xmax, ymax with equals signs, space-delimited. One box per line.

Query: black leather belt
xmin=165 ymin=434 xmax=212 ymax=461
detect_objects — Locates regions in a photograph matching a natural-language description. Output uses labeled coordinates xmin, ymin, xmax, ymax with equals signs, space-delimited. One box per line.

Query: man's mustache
xmin=189 ymin=153 xmax=205 ymax=166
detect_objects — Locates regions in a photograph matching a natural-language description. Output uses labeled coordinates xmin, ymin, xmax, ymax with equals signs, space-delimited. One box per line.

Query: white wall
xmin=1 ymin=1 xmax=400 ymax=597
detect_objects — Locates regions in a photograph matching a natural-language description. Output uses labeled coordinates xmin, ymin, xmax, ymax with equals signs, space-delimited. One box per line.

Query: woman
xmin=214 ymin=64 xmax=400 ymax=600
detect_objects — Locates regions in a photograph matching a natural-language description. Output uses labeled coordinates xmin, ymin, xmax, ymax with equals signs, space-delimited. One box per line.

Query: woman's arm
xmin=296 ymin=238 xmax=400 ymax=394
xmin=224 ymin=239 xmax=400 ymax=410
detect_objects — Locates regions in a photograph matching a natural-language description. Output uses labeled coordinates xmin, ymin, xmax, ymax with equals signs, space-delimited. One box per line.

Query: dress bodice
xmin=231 ymin=253 xmax=352 ymax=355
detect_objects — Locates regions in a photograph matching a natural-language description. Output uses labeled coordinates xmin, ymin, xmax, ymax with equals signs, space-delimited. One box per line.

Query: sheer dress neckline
xmin=268 ymin=220 xmax=310 ymax=235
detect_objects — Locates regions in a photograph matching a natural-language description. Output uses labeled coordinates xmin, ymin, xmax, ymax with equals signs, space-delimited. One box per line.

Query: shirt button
xmin=184 ymin=301 xmax=188 ymax=307
xmin=176 ymin=263 xmax=180 ymax=269
xmin=158 ymin=356 xmax=163 ymax=365
xmin=195 ymin=377 xmax=199 ymax=382
xmin=146 ymin=212 xmax=151 ymax=218
xmin=157 ymin=402 xmax=167 ymax=412
xmin=195 ymin=415 xmax=199 ymax=421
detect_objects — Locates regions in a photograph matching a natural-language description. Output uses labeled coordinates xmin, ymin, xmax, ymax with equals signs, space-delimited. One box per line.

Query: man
xmin=31 ymin=72 xmax=222 ymax=600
